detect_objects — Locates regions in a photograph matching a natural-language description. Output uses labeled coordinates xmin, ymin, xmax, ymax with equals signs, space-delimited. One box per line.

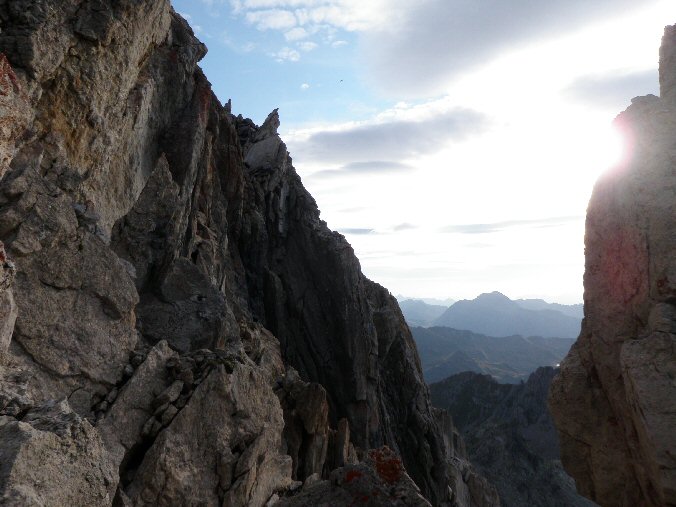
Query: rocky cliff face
xmin=432 ymin=368 xmax=596 ymax=507
xmin=549 ymin=24 xmax=676 ymax=507
xmin=0 ymin=1 xmax=497 ymax=506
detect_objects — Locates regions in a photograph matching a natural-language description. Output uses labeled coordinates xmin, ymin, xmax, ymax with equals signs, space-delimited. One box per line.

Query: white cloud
xmin=232 ymin=0 xmax=391 ymax=32
xmin=228 ymin=0 xmax=672 ymax=96
xmin=272 ymin=46 xmax=301 ymax=62
xmin=300 ymin=83 xmax=310 ymax=90
xmin=298 ymin=41 xmax=318 ymax=51
xmin=287 ymin=104 xmax=488 ymax=164
xmin=284 ymin=27 xmax=308 ymax=40
xmin=245 ymin=9 xmax=297 ymax=30
xmin=564 ymin=69 xmax=659 ymax=109
xmin=227 ymin=0 xmax=387 ymax=64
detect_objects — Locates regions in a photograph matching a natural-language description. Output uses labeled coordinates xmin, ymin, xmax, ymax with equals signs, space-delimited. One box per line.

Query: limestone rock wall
xmin=0 ymin=1 xmax=497 ymax=505
xmin=549 ymin=24 xmax=676 ymax=507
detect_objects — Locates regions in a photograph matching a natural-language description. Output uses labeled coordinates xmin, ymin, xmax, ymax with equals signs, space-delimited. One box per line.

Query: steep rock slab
xmin=98 ymin=340 xmax=177 ymax=468
xmin=550 ymin=25 xmax=676 ymax=507
xmin=0 ymin=400 xmax=116 ymax=507
xmin=0 ymin=241 xmax=16 ymax=355
xmin=122 ymin=363 xmax=292 ymax=507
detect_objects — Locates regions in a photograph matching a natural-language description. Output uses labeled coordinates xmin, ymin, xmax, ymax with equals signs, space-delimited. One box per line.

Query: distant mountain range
xmin=400 ymin=291 xmax=582 ymax=338
xmin=429 ymin=368 xmax=596 ymax=507
xmin=397 ymin=299 xmax=449 ymax=327
xmin=396 ymin=295 xmax=456 ymax=307
xmin=513 ymin=298 xmax=583 ymax=319
xmin=412 ymin=326 xmax=575 ymax=383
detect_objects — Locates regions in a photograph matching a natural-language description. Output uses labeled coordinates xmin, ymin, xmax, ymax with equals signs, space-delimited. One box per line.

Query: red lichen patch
xmin=368 ymin=447 xmax=404 ymax=484
xmin=198 ymin=81 xmax=212 ymax=122
xmin=345 ymin=470 xmax=363 ymax=484
xmin=0 ymin=53 xmax=20 ymax=96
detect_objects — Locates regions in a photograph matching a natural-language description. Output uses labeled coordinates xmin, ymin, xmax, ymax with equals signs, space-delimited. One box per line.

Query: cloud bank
xmin=442 ymin=216 xmax=584 ymax=235
xmin=564 ymin=69 xmax=659 ymax=108
xmin=292 ymin=108 xmax=487 ymax=164
xmin=362 ymin=0 xmax=646 ymax=97
xmin=309 ymin=161 xmax=414 ymax=179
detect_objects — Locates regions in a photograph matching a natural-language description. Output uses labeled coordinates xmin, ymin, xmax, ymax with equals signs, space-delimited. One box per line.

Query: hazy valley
xmin=430 ymin=368 xmax=596 ymax=507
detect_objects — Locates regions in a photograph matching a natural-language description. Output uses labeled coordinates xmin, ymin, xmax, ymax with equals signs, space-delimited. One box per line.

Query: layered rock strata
xmin=549 ymin=24 xmax=676 ymax=507
xmin=0 ymin=1 xmax=497 ymax=505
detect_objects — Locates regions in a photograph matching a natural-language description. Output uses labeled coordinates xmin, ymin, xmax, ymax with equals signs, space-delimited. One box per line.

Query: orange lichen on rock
xmin=0 ymin=52 xmax=31 ymax=178
xmin=368 ymin=446 xmax=404 ymax=485
xmin=344 ymin=470 xmax=363 ymax=484
xmin=0 ymin=53 xmax=20 ymax=97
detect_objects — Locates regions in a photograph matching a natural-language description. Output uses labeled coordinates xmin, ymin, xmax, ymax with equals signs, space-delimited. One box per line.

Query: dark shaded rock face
xmin=431 ymin=368 xmax=596 ymax=507
xmin=0 ymin=1 xmax=498 ymax=505
xmin=549 ymin=24 xmax=676 ymax=507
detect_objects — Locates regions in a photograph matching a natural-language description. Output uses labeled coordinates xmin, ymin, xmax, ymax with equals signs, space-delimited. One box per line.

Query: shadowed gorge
xmin=431 ymin=368 xmax=596 ymax=507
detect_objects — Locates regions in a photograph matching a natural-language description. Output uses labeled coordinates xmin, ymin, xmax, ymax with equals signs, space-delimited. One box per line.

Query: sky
xmin=172 ymin=0 xmax=675 ymax=304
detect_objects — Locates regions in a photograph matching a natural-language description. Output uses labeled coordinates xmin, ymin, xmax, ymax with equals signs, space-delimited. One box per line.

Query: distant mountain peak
xmin=432 ymin=291 xmax=582 ymax=338
xmin=475 ymin=291 xmax=511 ymax=301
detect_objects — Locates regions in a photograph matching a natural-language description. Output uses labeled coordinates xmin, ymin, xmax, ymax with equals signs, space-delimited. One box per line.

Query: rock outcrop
xmin=0 ymin=1 xmax=497 ymax=505
xmin=549 ymin=24 xmax=676 ymax=507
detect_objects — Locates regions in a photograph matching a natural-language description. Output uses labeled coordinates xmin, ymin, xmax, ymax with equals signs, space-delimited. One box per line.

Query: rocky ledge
xmin=549 ymin=24 xmax=676 ymax=507
xmin=0 ymin=1 xmax=497 ymax=506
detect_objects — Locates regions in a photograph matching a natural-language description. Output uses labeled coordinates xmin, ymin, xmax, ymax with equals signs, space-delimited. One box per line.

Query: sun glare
xmin=570 ymin=118 xmax=625 ymax=180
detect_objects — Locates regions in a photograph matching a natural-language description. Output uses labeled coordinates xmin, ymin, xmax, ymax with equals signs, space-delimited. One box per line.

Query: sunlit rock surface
xmin=550 ymin=23 xmax=676 ymax=507
xmin=0 ymin=1 xmax=498 ymax=505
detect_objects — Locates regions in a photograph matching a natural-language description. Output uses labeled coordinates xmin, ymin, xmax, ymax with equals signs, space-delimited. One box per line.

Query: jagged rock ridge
xmin=0 ymin=1 xmax=499 ymax=506
xmin=549 ymin=24 xmax=676 ymax=507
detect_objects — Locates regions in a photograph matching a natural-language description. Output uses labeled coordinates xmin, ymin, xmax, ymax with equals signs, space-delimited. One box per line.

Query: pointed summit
xmin=660 ymin=24 xmax=676 ymax=104
xmin=255 ymin=108 xmax=280 ymax=141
